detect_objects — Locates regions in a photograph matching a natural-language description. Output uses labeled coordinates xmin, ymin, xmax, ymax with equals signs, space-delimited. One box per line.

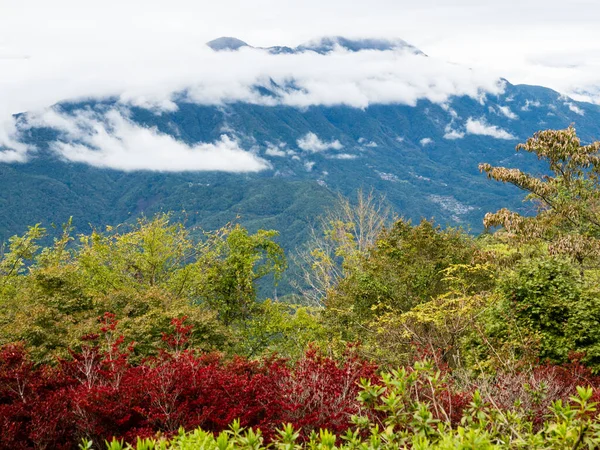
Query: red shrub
xmin=0 ymin=318 xmax=378 ymax=448
xmin=4 ymin=317 xmax=598 ymax=449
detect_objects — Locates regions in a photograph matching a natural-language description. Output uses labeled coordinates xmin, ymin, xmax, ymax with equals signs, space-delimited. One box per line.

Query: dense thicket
xmin=4 ymin=127 xmax=600 ymax=448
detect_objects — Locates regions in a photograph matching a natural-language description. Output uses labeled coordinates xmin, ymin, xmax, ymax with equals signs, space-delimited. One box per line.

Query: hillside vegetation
xmin=4 ymin=127 xmax=600 ymax=448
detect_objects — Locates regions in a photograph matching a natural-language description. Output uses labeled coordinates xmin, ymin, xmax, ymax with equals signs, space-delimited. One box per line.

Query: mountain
xmin=205 ymin=35 xmax=424 ymax=55
xmin=3 ymin=36 xmax=600 ymax=294
xmin=206 ymin=37 xmax=249 ymax=51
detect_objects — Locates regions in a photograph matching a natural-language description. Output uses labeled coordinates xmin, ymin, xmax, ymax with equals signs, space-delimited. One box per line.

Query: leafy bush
xmin=78 ymin=361 xmax=600 ymax=449
xmin=0 ymin=318 xmax=376 ymax=448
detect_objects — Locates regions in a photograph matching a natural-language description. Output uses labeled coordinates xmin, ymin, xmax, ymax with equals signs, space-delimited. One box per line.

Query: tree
xmin=480 ymin=126 xmax=600 ymax=266
xmin=322 ymin=218 xmax=480 ymax=365
xmin=194 ymin=224 xmax=286 ymax=326
xmin=295 ymin=190 xmax=393 ymax=307
xmin=0 ymin=215 xmax=285 ymax=362
xmin=475 ymin=127 xmax=600 ymax=370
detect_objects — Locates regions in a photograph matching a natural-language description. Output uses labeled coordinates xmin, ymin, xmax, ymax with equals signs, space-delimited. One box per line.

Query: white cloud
xmin=1 ymin=1 xmax=600 ymax=116
xmin=358 ymin=137 xmax=377 ymax=147
xmin=443 ymin=125 xmax=465 ymax=140
xmin=304 ymin=160 xmax=315 ymax=171
xmin=497 ymin=105 xmax=518 ymax=120
xmin=0 ymin=117 xmax=29 ymax=162
xmin=26 ymin=108 xmax=268 ymax=172
xmin=330 ymin=153 xmax=358 ymax=159
xmin=265 ymin=142 xmax=287 ymax=157
xmin=0 ymin=0 xmax=598 ymax=170
xmin=565 ymin=101 xmax=584 ymax=115
xmin=521 ymin=99 xmax=541 ymax=111
xmin=0 ymin=39 xmax=507 ymax=142
xmin=420 ymin=138 xmax=433 ymax=146
xmin=297 ymin=132 xmax=343 ymax=152
xmin=465 ymin=117 xmax=516 ymax=140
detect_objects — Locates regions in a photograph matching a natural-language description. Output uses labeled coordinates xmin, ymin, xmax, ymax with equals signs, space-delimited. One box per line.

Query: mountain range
xmin=2 ymin=36 xmax=600 ymax=294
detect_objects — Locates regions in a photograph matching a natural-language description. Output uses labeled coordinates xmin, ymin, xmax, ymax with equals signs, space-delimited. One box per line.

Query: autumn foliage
xmin=0 ymin=316 xmax=377 ymax=449
xmin=3 ymin=316 xmax=600 ymax=448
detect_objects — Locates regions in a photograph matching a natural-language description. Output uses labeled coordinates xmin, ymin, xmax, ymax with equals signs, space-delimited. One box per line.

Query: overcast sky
xmin=2 ymin=0 xmax=599 ymax=107
xmin=1 ymin=0 xmax=599 ymax=170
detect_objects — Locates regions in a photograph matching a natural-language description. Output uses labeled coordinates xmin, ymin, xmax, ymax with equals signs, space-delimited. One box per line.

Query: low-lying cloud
xmin=297 ymin=132 xmax=343 ymax=152
xmin=497 ymin=105 xmax=518 ymax=120
xmin=0 ymin=118 xmax=29 ymax=162
xmin=465 ymin=118 xmax=516 ymax=140
xmin=0 ymin=43 xmax=511 ymax=165
xmin=0 ymin=44 xmax=506 ymax=125
xmin=25 ymin=109 xmax=269 ymax=172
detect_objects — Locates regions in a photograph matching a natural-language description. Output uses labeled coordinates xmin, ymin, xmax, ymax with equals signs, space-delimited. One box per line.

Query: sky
xmin=1 ymin=0 xmax=599 ymax=170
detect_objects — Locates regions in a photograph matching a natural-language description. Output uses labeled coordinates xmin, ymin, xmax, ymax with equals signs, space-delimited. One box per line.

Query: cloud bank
xmin=0 ymin=42 xmax=511 ymax=166
xmin=25 ymin=109 xmax=268 ymax=172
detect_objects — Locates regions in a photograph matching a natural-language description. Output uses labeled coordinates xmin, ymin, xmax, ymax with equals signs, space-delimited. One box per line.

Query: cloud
xmin=0 ymin=117 xmax=29 ymax=162
xmin=297 ymin=132 xmax=343 ymax=152
xmin=3 ymin=0 xmax=600 ymax=117
xmin=0 ymin=40 xmax=507 ymax=137
xmin=25 ymin=108 xmax=268 ymax=172
xmin=264 ymin=142 xmax=287 ymax=157
xmin=565 ymin=101 xmax=584 ymax=116
xmin=521 ymin=99 xmax=541 ymax=111
xmin=358 ymin=137 xmax=377 ymax=147
xmin=443 ymin=126 xmax=465 ymax=140
xmin=497 ymin=105 xmax=518 ymax=120
xmin=465 ymin=118 xmax=516 ymax=140
xmin=420 ymin=138 xmax=433 ymax=146
xmin=330 ymin=153 xmax=357 ymax=159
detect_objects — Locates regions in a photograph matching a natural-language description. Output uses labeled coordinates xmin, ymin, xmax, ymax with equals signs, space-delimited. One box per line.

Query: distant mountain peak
xmin=206 ymin=37 xmax=249 ymax=51
xmin=206 ymin=35 xmax=425 ymax=56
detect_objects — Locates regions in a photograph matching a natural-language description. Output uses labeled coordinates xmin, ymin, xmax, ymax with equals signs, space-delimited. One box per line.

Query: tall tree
xmin=480 ymin=126 xmax=600 ymax=266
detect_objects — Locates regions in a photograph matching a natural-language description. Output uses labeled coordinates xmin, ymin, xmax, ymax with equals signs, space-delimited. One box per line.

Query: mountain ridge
xmin=206 ymin=35 xmax=425 ymax=55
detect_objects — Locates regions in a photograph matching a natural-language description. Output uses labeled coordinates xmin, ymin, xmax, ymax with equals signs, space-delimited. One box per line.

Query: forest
xmin=3 ymin=126 xmax=600 ymax=449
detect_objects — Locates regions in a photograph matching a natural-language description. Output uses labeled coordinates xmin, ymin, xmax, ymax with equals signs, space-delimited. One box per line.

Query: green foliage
xmin=329 ymin=219 xmax=477 ymax=320
xmin=0 ymin=215 xmax=287 ymax=362
xmin=232 ymin=300 xmax=330 ymax=359
xmin=467 ymin=257 xmax=600 ymax=371
xmin=321 ymin=219 xmax=481 ymax=365
xmin=196 ymin=225 xmax=287 ymax=325
xmin=498 ymin=257 xmax=580 ymax=363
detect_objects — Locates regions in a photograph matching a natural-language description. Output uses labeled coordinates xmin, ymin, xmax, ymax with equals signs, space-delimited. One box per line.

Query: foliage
xmin=0 ymin=215 xmax=286 ymax=363
xmin=480 ymin=126 xmax=600 ymax=266
xmin=295 ymin=190 xmax=393 ymax=307
xmin=0 ymin=319 xmax=377 ymax=448
xmin=321 ymin=219 xmax=481 ymax=366
xmin=378 ymin=263 xmax=496 ymax=367
xmin=22 ymin=358 xmax=600 ymax=449
xmin=231 ymin=300 xmax=330 ymax=359
xmin=195 ymin=225 xmax=286 ymax=325
xmin=473 ymin=128 xmax=600 ymax=371
xmin=7 ymin=125 xmax=600 ymax=446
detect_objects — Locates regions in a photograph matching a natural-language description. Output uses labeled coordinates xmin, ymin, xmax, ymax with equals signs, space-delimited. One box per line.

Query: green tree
xmin=195 ymin=224 xmax=286 ymax=325
xmin=0 ymin=215 xmax=285 ymax=362
xmin=322 ymin=218 xmax=480 ymax=365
